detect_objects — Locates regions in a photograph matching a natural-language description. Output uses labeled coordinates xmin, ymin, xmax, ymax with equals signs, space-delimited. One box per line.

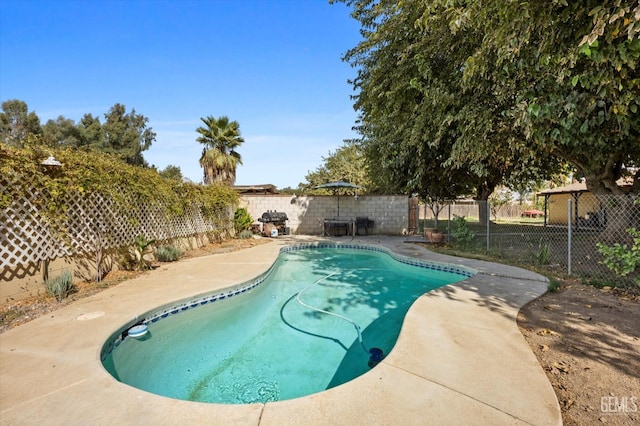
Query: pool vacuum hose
xmin=295 ymin=272 xmax=385 ymax=368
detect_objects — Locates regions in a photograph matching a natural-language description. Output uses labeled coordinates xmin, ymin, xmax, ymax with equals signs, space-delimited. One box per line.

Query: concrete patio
xmin=0 ymin=236 xmax=561 ymax=425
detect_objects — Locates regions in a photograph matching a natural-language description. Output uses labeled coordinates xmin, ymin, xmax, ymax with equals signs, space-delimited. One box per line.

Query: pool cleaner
xmin=368 ymin=347 xmax=384 ymax=368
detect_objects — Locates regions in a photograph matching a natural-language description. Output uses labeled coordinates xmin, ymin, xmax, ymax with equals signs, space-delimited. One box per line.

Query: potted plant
xmin=429 ymin=230 xmax=445 ymax=243
xmin=424 ymin=227 xmax=437 ymax=240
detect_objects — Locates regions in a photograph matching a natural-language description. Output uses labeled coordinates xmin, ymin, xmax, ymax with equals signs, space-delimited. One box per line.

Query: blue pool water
xmin=102 ymin=246 xmax=471 ymax=404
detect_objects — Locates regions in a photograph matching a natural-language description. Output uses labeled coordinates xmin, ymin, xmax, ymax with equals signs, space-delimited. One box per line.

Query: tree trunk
xmin=203 ymin=165 xmax=215 ymax=185
xmin=426 ymin=200 xmax=446 ymax=231
xmin=593 ymin=193 xmax=637 ymax=240
xmin=475 ymin=182 xmax=494 ymax=226
xmin=585 ymin=174 xmax=639 ymax=239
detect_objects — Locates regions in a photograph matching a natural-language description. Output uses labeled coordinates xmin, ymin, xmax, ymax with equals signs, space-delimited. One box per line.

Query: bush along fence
xmin=1 ymin=144 xmax=238 ymax=302
xmin=419 ymin=194 xmax=640 ymax=292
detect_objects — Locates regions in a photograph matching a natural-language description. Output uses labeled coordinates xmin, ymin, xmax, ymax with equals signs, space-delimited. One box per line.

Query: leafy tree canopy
xmin=429 ymin=0 xmax=640 ymax=195
xmin=336 ymin=0 xmax=561 ymax=211
xmin=158 ymin=164 xmax=184 ymax=181
xmin=101 ymin=103 xmax=156 ymax=166
xmin=1 ymin=100 xmax=156 ymax=167
xmin=0 ymin=99 xmax=42 ymax=145
xmin=42 ymin=115 xmax=81 ymax=148
xmin=303 ymin=142 xmax=371 ymax=193
xmin=335 ymin=0 xmax=638 ymax=206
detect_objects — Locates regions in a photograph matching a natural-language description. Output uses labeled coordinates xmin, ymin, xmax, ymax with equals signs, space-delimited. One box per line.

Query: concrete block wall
xmin=240 ymin=195 xmax=409 ymax=235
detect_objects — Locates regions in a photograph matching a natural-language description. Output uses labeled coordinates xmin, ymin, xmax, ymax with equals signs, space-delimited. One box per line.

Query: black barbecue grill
xmin=258 ymin=211 xmax=289 ymax=235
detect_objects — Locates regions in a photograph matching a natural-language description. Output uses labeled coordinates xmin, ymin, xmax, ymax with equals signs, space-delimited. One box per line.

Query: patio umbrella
xmin=314 ymin=181 xmax=363 ymax=217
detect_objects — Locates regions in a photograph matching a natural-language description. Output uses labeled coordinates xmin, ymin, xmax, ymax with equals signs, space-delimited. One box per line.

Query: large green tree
xmin=428 ymin=0 xmax=640 ymax=232
xmin=337 ymin=0 xmax=638 ymax=226
xmin=101 ymin=104 xmax=156 ymax=166
xmin=1 ymin=101 xmax=155 ymax=167
xmin=433 ymin=0 xmax=639 ymax=196
xmin=196 ymin=115 xmax=244 ymax=185
xmin=158 ymin=164 xmax=183 ymax=181
xmin=0 ymin=99 xmax=42 ymax=146
xmin=304 ymin=142 xmax=370 ymax=191
xmin=76 ymin=113 xmax=105 ymax=150
xmin=42 ymin=115 xmax=81 ymax=148
xmin=337 ymin=0 xmax=558 ymax=223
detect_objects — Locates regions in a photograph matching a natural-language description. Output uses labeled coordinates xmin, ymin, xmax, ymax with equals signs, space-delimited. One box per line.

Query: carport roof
xmin=537 ymin=182 xmax=587 ymax=195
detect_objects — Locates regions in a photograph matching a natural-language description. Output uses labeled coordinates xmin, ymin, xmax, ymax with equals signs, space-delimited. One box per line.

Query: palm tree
xmin=196 ymin=115 xmax=244 ymax=185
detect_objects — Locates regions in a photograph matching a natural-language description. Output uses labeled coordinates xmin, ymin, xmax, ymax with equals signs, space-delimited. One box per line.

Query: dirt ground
xmin=0 ymin=237 xmax=271 ymax=333
xmin=517 ymin=281 xmax=640 ymax=425
xmin=1 ymin=238 xmax=638 ymax=425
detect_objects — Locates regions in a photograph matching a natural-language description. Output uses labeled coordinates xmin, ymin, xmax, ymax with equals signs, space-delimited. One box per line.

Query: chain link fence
xmin=419 ymin=194 xmax=640 ymax=291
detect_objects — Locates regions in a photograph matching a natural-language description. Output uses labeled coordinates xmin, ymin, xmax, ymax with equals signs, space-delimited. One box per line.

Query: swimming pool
xmin=101 ymin=244 xmax=473 ymax=404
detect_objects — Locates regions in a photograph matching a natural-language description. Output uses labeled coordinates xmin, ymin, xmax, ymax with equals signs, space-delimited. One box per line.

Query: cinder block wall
xmin=240 ymin=195 xmax=409 ymax=235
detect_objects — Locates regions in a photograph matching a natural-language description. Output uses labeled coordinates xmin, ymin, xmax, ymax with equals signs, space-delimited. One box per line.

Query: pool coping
xmin=0 ymin=236 xmax=562 ymax=425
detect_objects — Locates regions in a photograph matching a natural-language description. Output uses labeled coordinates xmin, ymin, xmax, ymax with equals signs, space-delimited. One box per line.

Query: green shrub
xmin=451 ymin=215 xmax=476 ymax=248
xmin=234 ymin=208 xmax=253 ymax=234
xmin=117 ymin=246 xmax=137 ymax=271
xmin=531 ymin=239 xmax=551 ymax=265
xmin=156 ymin=245 xmax=182 ymax=262
xmin=238 ymin=229 xmax=253 ymax=239
xmin=134 ymin=235 xmax=156 ymax=270
xmin=45 ymin=270 xmax=75 ymax=301
xmin=547 ymin=278 xmax=561 ymax=293
xmin=596 ymin=227 xmax=640 ymax=288
xmin=118 ymin=236 xmax=156 ymax=270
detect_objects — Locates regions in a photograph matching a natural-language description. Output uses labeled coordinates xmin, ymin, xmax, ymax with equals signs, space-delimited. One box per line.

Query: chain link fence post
xmin=567 ymin=198 xmax=572 ymax=276
xmin=447 ymin=202 xmax=451 ymax=241
xmin=486 ymin=201 xmax=491 ymax=252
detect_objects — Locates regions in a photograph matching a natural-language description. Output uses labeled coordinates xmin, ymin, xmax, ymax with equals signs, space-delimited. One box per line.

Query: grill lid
xmin=258 ymin=211 xmax=288 ymax=222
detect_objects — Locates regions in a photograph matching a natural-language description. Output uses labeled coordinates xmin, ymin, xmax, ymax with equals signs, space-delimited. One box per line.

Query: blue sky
xmin=0 ymin=0 xmax=361 ymax=188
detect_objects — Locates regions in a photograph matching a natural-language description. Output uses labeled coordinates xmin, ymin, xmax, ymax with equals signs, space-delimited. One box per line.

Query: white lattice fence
xmin=1 ymin=179 xmax=228 ymax=272
xmin=2 ymin=186 xmax=70 ymax=268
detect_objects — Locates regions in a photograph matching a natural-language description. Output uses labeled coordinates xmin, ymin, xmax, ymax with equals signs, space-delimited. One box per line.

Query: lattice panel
xmin=1 ymin=179 xmax=229 ymax=270
xmin=1 ymin=186 xmax=71 ymax=268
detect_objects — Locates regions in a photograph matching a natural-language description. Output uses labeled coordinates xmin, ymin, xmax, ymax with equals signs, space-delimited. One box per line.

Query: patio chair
xmin=318 ymin=217 xmax=329 ymax=236
xmin=355 ymin=217 xmax=374 ymax=235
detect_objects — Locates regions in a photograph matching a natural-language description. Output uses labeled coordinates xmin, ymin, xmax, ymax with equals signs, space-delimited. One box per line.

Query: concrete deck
xmin=0 ymin=236 xmax=561 ymax=425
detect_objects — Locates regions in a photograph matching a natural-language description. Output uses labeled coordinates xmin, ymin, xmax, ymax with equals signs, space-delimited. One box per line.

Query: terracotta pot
xmin=424 ymin=228 xmax=437 ymax=239
xmin=429 ymin=232 xmax=444 ymax=243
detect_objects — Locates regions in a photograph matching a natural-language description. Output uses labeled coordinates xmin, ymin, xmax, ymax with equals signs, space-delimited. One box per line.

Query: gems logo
xmin=600 ymin=396 xmax=638 ymax=414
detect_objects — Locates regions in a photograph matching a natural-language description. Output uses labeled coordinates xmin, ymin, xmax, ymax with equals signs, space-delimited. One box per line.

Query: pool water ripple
xmin=102 ymin=244 xmax=474 ymax=403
